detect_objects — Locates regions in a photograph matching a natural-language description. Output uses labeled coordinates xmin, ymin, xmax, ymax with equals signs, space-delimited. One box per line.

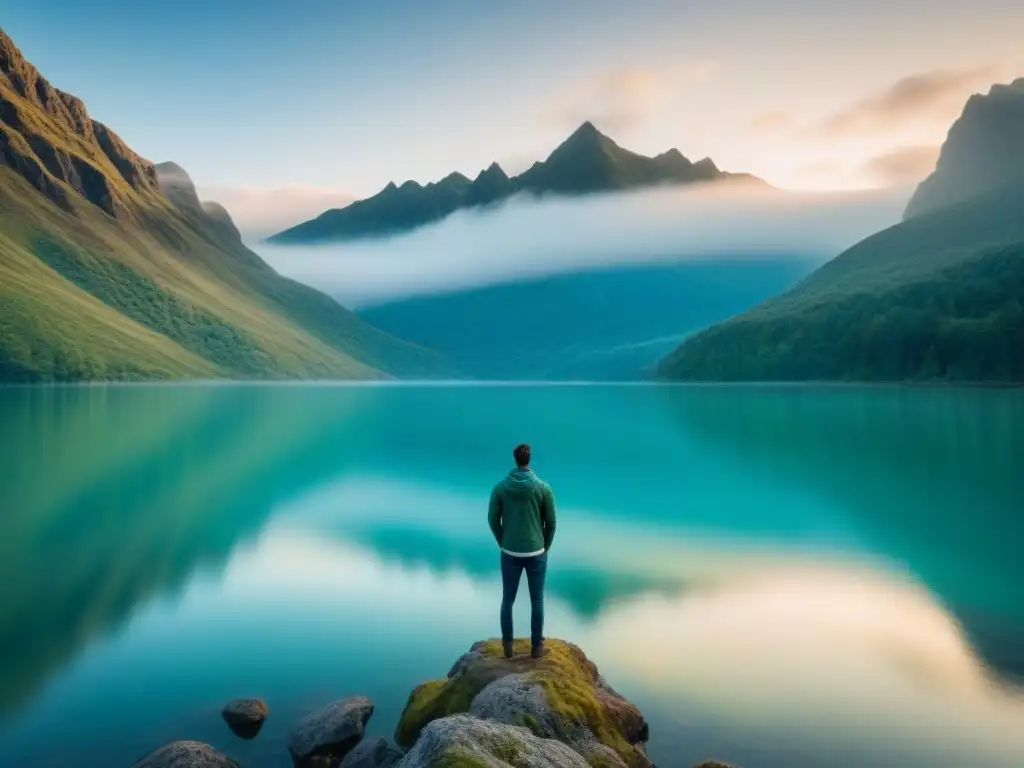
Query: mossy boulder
xmin=395 ymin=713 xmax=590 ymax=767
xmin=130 ymin=740 xmax=239 ymax=768
xmin=395 ymin=639 xmax=650 ymax=767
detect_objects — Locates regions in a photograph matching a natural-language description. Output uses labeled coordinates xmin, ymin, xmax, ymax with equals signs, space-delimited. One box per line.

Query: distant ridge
xmin=267 ymin=121 xmax=764 ymax=244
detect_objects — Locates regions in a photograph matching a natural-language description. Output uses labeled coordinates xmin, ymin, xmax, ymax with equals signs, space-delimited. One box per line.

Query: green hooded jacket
xmin=488 ymin=467 xmax=557 ymax=554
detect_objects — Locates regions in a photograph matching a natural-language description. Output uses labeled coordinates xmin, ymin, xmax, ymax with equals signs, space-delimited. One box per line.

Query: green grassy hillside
xmin=0 ymin=28 xmax=447 ymax=382
xmin=659 ymin=238 xmax=1024 ymax=382
xmin=0 ymin=218 xmax=219 ymax=382
xmin=658 ymin=184 xmax=1024 ymax=383
xmin=659 ymin=77 xmax=1024 ymax=385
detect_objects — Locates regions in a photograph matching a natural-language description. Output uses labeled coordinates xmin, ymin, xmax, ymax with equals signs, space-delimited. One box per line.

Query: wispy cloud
xmin=745 ymin=63 xmax=1020 ymax=142
xmin=861 ymin=145 xmax=940 ymax=186
xmin=810 ymin=65 xmax=1000 ymax=139
xmin=543 ymin=61 xmax=717 ymax=135
xmin=197 ymin=183 xmax=355 ymax=239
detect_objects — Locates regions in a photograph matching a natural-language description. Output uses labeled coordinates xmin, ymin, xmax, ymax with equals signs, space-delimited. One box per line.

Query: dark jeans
xmin=500 ymin=550 xmax=547 ymax=646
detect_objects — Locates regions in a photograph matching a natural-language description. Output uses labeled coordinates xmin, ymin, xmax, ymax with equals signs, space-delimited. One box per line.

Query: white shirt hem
xmin=501 ymin=547 xmax=545 ymax=557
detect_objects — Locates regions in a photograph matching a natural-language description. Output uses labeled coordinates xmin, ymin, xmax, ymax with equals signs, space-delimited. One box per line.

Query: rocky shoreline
xmin=130 ymin=639 xmax=732 ymax=768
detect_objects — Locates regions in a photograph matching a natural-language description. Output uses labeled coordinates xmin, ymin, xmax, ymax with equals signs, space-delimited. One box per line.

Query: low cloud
xmin=253 ymin=182 xmax=906 ymax=308
xmin=812 ymin=65 xmax=999 ymax=138
xmin=861 ymin=145 xmax=940 ymax=186
xmin=544 ymin=61 xmax=716 ymax=135
xmin=197 ymin=183 xmax=355 ymax=239
xmin=746 ymin=63 xmax=1020 ymax=143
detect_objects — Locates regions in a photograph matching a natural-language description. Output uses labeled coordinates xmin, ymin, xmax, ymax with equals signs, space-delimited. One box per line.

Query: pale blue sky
xmin=5 ymin=1 xmax=1024 ymax=205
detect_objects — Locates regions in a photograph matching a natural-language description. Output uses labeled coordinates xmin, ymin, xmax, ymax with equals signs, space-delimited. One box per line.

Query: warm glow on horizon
xmin=7 ymin=0 xmax=1024 ymax=230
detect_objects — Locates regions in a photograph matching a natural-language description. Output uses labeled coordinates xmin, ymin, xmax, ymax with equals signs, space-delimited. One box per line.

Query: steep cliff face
xmin=0 ymin=28 xmax=161 ymax=218
xmin=905 ymin=77 xmax=1024 ymax=219
xmin=0 ymin=26 xmax=449 ymax=382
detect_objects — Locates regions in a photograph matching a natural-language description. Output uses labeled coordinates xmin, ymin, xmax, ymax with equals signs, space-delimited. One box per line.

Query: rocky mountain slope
xmin=659 ymin=78 xmax=1024 ymax=384
xmin=0 ymin=27 xmax=447 ymax=382
xmin=905 ymin=78 xmax=1024 ymax=219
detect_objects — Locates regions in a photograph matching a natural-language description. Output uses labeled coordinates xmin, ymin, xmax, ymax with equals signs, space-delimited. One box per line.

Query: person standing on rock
xmin=488 ymin=443 xmax=557 ymax=660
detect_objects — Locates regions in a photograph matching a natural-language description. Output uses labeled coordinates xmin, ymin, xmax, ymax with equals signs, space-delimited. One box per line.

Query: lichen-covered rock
xmin=288 ymin=696 xmax=375 ymax=767
xmin=339 ymin=737 xmax=404 ymax=768
xmin=396 ymin=639 xmax=650 ymax=767
xmin=470 ymin=673 xmax=629 ymax=767
xmin=395 ymin=713 xmax=590 ymax=767
xmin=221 ymin=697 xmax=269 ymax=740
xmin=130 ymin=740 xmax=239 ymax=768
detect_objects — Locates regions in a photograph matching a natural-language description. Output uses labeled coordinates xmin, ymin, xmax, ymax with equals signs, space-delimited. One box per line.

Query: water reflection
xmin=0 ymin=385 xmax=371 ymax=714
xmin=660 ymin=384 xmax=1024 ymax=681
xmin=0 ymin=384 xmax=700 ymax=715
xmin=588 ymin=560 xmax=1024 ymax=766
xmin=195 ymin=521 xmax=1024 ymax=766
xmin=0 ymin=383 xmax=1021 ymax=768
xmin=277 ymin=475 xmax=693 ymax=619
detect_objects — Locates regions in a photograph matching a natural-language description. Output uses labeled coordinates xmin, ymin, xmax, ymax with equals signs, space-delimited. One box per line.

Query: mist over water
xmin=254 ymin=183 xmax=909 ymax=307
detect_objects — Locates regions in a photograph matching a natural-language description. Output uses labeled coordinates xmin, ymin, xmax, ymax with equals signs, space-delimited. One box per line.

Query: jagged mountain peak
xmin=547 ymin=121 xmax=618 ymax=160
xmin=438 ymin=171 xmax=472 ymax=187
xmin=0 ymin=27 xmax=159 ymax=216
xmin=473 ymin=162 xmax=509 ymax=184
xmin=905 ymin=76 xmax=1024 ymax=219
xmin=568 ymin=120 xmax=601 ymax=140
xmin=466 ymin=160 xmax=513 ymax=207
xmin=268 ymin=121 xmax=751 ymax=243
xmin=653 ymin=148 xmax=694 ymax=172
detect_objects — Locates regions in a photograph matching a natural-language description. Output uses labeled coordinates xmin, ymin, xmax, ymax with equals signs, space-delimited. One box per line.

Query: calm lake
xmin=0 ymin=383 xmax=1022 ymax=768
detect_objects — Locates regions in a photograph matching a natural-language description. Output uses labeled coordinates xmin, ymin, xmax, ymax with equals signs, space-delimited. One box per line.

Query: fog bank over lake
xmin=254 ymin=183 xmax=909 ymax=307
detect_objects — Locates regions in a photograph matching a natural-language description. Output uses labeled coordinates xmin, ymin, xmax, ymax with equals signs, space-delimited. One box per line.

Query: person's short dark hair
xmin=513 ymin=443 xmax=531 ymax=467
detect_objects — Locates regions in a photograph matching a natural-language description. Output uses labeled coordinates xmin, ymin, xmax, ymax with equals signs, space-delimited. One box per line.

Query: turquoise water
xmin=0 ymin=383 xmax=1022 ymax=767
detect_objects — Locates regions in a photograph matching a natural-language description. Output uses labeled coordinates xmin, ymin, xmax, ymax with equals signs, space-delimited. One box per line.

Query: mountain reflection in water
xmin=0 ymin=383 xmax=1021 ymax=768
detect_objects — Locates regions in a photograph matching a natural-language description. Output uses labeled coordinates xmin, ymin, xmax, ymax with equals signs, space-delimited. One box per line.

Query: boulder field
xmin=129 ymin=639 xmax=734 ymax=768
